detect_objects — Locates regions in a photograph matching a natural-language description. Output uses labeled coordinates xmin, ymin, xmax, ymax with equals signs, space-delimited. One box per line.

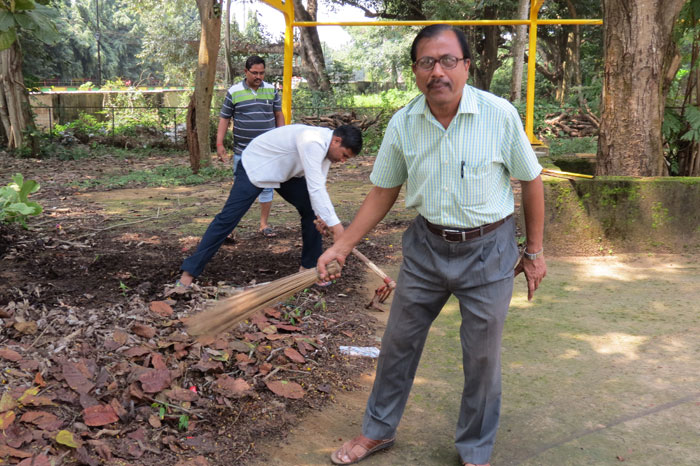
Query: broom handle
xmin=315 ymin=219 xmax=395 ymax=285
xmin=351 ymin=247 xmax=395 ymax=287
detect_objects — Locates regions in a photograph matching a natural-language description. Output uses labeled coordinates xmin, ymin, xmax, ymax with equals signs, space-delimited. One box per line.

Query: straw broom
xmin=186 ymin=261 xmax=341 ymax=338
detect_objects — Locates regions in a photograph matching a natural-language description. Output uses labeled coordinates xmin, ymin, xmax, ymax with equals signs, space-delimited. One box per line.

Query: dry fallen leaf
xmin=0 ymin=392 xmax=17 ymax=412
xmin=165 ymin=387 xmax=198 ymax=402
xmin=265 ymin=380 xmax=305 ymax=399
xmin=123 ymin=346 xmax=151 ymax=358
xmin=19 ymin=410 xmax=62 ymax=430
xmin=0 ymin=444 xmax=32 ymax=459
xmin=0 ymin=347 xmax=22 ymax=362
xmin=132 ymin=323 xmax=157 ymax=339
xmin=0 ymin=410 xmax=16 ymax=430
xmin=56 ymin=429 xmax=81 ymax=448
xmin=62 ymin=361 xmax=95 ymax=395
xmin=284 ymin=347 xmax=306 ymax=364
xmin=149 ymin=301 xmax=174 ymax=317
xmin=13 ymin=321 xmax=38 ymax=335
xmin=150 ymin=352 xmax=167 ymax=370
xmin=138 ymin=369 xmax=172 ymax=393
xmin=82 ymin=404 xmax=119 ymax=427
xmin=18 ymin=453 xmax=52 ymax=466
xmin=148 ymin=414 xmax=162 ymax=428
xmin=213 ymin=376 xmax=251 ymax=398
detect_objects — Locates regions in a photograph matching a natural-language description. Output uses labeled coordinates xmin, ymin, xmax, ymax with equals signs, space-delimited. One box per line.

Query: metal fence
xmin=32 ymin=105 xmax=190 ymax=144
xmin=32 ymin=104 xmax=387 ymax=145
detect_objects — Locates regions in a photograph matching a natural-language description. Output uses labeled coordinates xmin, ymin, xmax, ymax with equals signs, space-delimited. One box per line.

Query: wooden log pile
xmin=542 ymin=108 xmax=600 ymax=138
xmin=298 ymin=110 xmax=383 ymax=131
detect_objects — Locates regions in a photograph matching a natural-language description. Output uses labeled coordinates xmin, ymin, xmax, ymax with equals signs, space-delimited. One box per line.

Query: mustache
xmin=427 ymin=79 xmax=450 ymax=89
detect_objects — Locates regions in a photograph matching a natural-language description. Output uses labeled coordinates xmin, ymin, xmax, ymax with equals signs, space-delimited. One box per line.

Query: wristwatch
xmin=523 ymin=248 xmax=544 ymax=260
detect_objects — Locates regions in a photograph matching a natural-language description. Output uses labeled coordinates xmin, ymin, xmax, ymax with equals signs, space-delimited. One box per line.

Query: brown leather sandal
xmin=330 ymin=435 xmax=395 ymax=465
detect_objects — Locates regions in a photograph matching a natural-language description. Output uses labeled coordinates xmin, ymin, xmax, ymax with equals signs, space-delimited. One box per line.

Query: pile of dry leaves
xmin=0 ymin=283 xmax=377 ymax=465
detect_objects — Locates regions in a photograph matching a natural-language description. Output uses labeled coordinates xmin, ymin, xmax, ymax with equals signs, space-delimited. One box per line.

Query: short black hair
xmin=245 ymin=55 xmax=265 ymax=70
xmin=410 ymin=25 xmax=472 ymax=63
xmin=333 ymin=125 xmax=363 ymax=155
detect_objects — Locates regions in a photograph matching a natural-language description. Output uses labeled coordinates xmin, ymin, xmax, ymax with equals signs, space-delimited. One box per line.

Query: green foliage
xmin=52 ymin=112 xmax=109 ymax=140
xmin=351 ymin=88 xmax=419 ymax=109
xmin=0 ymin=0 xmax=58 ymax=51
xmin=178 ymin=414 xmax=189 ymax=431
xmin=0 ymin=173 xmax=43 ymax=228
xmin=680 ymin=106 xmax=700 ymax=143
xmin=70 ymin=163 xmax=231 ymax=190
xmin=663 ymin=106 xmax=700 ymax=175
xmin=151 ymin=402 xmax=166 ymax=419
xmin=546 ymin=137 xmax=598 ymax=157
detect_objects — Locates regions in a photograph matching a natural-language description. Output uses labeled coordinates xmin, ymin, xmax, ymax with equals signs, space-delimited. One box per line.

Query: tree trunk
xmin=0 ymin=42 xmax=37 ymax=154
xmin=510 ymin=0 xmax=529 ymax=103
xmin=293 ymin=0 xmax=331 ymax=92
xmin=191 ymin=0 xmax=222 ymax=171
xmin=224 ymin=0 xmax=233 ymax=85
xmin=186 ymin=93 xmax=200 ymax=174
xmin=565 ymin=0 xmax=583 ymax=107
xmin=597 ymin=0 xmax=686 ymax=176
xmin=470 ymin=6 xmax=501 ymax=92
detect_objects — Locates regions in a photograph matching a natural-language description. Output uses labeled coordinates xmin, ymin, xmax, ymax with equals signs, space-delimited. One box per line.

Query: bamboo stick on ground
xmin=186 ymin=261 xmax=341 ymax=338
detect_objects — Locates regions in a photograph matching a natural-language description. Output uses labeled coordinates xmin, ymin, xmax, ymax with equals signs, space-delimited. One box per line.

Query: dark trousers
xmin=180 ymin=162 xmax=322 ymax=277
xmin=361 ymin=215 xmax=519 ymax=464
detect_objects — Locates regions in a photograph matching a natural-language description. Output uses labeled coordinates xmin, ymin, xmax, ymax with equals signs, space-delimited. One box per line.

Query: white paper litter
xmin=339 ymin=346 xmax=380 ymax=358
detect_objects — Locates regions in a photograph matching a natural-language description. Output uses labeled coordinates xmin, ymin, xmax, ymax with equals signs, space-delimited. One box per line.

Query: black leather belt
xmin=424 ymin=214 xmax=512 ymax=243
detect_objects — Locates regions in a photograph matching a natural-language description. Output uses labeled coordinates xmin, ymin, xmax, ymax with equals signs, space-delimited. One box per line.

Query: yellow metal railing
xmin=260 ymin=0 xmax=602 ymax=144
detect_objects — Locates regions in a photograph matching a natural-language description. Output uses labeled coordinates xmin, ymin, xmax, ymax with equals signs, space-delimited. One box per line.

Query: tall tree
xmin=340 ymin=26 xmax=413 ymax=85
xmin=186 ymin=0 xmax=222 ymax=172
xmin=223 ymin=0 xmax=232 ymax=85
xmin=597 ymin=0 xmax=686 ymax=176
xmin=294 ymin=0 xmax=331 ymax=92
xmin=510 ymin=0 xmax=529 ymax=102
xmin=663 ymin=0 xmax=700 ymax=176
xmin=0 ymin=0 xmax=58 ymax=152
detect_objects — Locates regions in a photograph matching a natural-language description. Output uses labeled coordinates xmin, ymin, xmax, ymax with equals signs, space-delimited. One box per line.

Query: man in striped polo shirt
xmin=216 ymin=55 xmax=284 ymax=237
xmin=319 ymin=25 xmax=547 ymax=466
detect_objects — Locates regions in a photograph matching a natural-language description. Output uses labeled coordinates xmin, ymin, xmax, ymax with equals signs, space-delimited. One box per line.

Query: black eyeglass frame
xmin=414 ymin=55 xmax=469 ymax=71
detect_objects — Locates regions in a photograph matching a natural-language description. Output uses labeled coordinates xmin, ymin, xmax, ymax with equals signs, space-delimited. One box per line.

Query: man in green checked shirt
xmin=318 ymin=25 xmax=546 ymax=466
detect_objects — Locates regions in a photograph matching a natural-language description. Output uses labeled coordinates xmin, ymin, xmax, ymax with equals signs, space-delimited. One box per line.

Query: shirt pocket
xmin=458 ymin=162 xmax=490 ymax=207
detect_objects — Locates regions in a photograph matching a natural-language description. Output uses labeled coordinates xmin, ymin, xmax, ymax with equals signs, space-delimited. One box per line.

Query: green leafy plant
xmin=0 ymin=173 xmax=43 ymax=228
xmin=151 ymin=402 xmax=166 ymax=419
xmin=178 ymin=414 xmax=189 ymax=431
xmin=119 ymin=281 xmax=130 ymax=297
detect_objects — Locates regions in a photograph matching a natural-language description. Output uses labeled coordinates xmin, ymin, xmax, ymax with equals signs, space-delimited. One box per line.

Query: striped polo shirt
xmin=220 ymin=80 xmax=281 ymax=155
xmin=370 ymin=84 xmax=542 ymax=229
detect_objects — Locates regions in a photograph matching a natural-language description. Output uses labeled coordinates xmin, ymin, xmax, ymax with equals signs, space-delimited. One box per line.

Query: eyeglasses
xmin=246 ymin=70 xmax=265 ymax=77
xmin=414 ymin=55 xmax=467 ymax=71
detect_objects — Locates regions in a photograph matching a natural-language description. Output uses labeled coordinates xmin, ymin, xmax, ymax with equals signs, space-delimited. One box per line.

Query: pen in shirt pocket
xmin=461 ymin=161 xmax=465 ymax=178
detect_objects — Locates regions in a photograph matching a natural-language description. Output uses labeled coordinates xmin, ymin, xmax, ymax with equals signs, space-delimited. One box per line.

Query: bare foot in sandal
xmin=330 ymin=435 xmax=395 ymax=465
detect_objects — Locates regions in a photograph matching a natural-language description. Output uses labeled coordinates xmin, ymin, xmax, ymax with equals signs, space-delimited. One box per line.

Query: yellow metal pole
xmin=282 ymin=6 xmax=294 ymax=124
xmin=261 ymin=0 xmax=294 ymax=123
xmin=525 ymin=0 xmax=545 ymax=145
xmin=293 ymin=19 xmax=601 ymax=27
xmin=261 ymin=0 xmax=601 ymax=132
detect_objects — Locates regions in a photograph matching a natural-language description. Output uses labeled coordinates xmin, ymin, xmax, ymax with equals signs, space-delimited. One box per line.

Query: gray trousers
xmin=362 ymin=215 xmax=519 ymax=464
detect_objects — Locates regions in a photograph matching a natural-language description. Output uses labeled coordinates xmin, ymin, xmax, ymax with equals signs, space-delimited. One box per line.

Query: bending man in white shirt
xmin=177 ymin=124 xmax=362 ymax=287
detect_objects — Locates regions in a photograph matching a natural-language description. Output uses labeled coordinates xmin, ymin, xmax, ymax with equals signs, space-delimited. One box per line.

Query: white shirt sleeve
xmin=297 ymin=134 xmax=341 ymax=227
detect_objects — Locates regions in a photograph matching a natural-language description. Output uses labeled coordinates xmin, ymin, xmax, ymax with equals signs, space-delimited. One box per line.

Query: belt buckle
xmin=442 ymin=228 xmax=464 ymax=243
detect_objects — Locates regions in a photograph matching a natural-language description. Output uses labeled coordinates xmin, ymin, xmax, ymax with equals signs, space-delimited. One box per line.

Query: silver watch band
xmin=523 ymin=248 xmax=543 ymax=260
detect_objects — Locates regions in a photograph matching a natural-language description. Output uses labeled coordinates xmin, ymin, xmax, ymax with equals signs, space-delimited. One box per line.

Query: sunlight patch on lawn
xmin=563 ymin=332 xmax=647 ymax=360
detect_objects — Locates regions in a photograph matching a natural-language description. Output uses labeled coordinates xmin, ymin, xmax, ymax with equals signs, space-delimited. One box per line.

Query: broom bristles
xmin=186 ymin=261 xmax=340 ymax=338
